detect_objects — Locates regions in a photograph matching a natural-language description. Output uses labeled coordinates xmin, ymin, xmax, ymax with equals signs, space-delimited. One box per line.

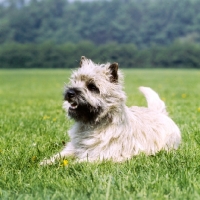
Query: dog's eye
xmin=87 ymin=83 xmax=99 ymax=93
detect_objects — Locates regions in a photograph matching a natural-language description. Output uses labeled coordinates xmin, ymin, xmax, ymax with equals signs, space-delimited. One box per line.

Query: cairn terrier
xmin=40 ymin=56 xmax=181 ymax=165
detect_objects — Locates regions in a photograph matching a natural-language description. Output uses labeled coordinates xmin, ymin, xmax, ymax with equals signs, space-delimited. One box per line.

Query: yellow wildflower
xmin=161 ymin=97 xmax=166 ymax=102
xmin=60 ymin=159 xmax=69 ymax=167
xmin=31 ymin=156 xmax=37 ymax=162
xmin=53 ymin=118 xmax=57 ymax=122
xmin=181 ymin=94 xmax=186 ymax=99
xmin=197 ymin=107 xmax=200 ymax=112
xmin=63 ymin=159 xmax=68 ymax=166
xmin=43 ymin=115 xmax=50 ymax=120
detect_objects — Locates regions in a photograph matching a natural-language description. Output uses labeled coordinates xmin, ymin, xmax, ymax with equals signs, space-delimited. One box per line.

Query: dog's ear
xmin=108 ymin=63 xmax=118 ymax=83
xmin=80 ymin=56 xmax=87 ymax=68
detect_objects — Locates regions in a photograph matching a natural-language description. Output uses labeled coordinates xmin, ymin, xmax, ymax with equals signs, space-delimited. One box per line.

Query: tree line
xmin=1 ymin=0 xmax=200 ymax=47
xmin=0 ymin=0 xmax=200 ymax=68
xmin=1 ymin=41 xmax=200 ymax=68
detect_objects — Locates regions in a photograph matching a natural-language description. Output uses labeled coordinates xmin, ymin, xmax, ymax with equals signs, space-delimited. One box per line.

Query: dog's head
xmin=63 ymin=56 xmax=126 ymax=124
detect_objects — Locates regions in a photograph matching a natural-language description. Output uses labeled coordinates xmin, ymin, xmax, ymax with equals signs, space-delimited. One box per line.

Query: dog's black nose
xmin=66 ymin=89 xmax=76 ymax=99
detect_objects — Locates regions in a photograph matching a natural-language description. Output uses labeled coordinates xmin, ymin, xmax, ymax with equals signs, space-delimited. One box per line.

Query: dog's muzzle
xmin=64 ymin=88 xmax=102 ymax=123
xmin=66 ymin=89 xmax=76 ymax=99
xmin=64 ymin=88 xmax=79 ymax=109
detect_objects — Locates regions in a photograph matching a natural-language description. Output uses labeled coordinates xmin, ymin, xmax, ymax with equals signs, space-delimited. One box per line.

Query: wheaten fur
xmin=40 ymin=56 xmax=181 ymax=165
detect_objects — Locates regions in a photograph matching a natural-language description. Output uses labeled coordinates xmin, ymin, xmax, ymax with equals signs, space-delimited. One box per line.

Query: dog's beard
xmin=67 ymin=96 xmax=102 ymax=123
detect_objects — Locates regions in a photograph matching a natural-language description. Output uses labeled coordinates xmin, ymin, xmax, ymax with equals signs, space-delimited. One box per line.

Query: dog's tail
xmin=139 ymin=86 xmax=167 ymax=115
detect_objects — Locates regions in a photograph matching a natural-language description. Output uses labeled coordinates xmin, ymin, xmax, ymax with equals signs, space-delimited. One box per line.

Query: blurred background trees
xmin=1 ymin=0 xmax=200 ymax=68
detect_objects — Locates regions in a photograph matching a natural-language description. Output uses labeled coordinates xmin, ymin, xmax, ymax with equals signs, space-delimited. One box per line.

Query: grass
xmin=0 ymin=69 xmax=200 ymax=199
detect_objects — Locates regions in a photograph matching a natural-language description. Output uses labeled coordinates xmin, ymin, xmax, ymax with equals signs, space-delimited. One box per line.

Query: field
xmin=0 ymin=69 xmax=200 ymax=199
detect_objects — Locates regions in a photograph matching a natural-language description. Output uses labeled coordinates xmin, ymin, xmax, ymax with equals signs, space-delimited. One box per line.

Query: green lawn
xmin=0 ymin=69 xmax=200 ymax=199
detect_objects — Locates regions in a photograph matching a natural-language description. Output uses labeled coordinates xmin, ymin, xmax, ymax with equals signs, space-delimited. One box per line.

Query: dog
xmin=40 ymin=56 xmax=181 ymax=165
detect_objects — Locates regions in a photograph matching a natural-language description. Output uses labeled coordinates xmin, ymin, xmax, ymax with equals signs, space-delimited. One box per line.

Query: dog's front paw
xmin=40 ymin=158 xmax=55 ymax=166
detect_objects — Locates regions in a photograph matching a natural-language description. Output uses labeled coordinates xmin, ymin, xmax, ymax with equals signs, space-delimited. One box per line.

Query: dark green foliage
xmin=1 ymin=42 xmax=200 ymax=68
xmin=1 ymin=0 xmax=200 ymax=47
xmin=1 ymin=0 xmax=200 ymax=68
